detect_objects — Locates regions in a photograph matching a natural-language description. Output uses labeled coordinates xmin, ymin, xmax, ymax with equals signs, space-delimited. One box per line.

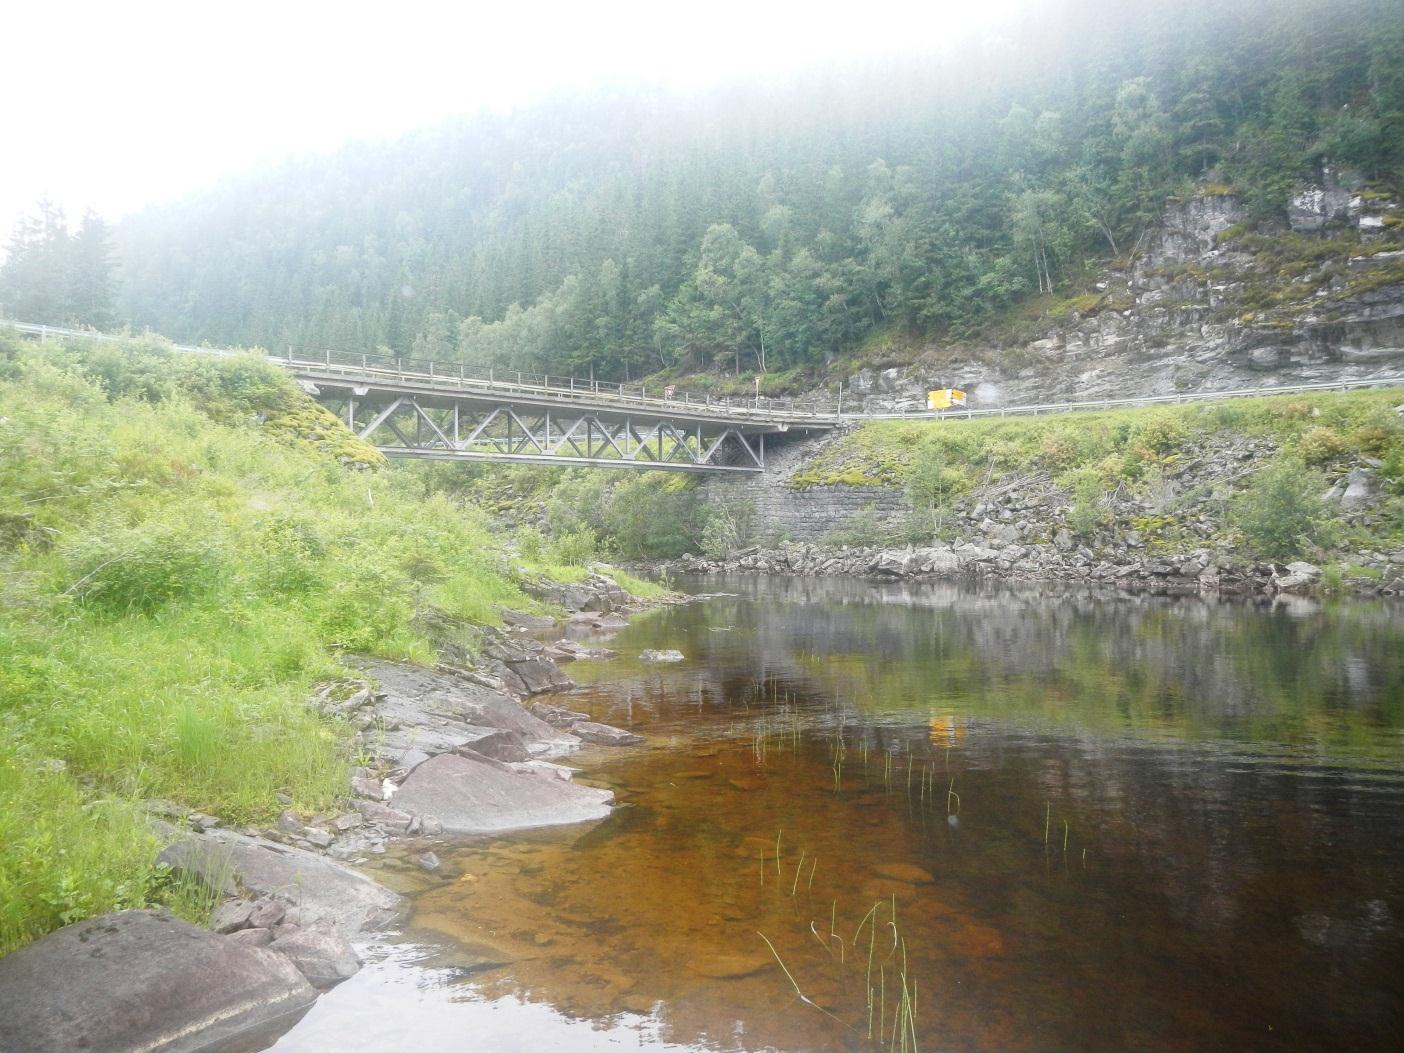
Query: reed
xmin=755 ymin=931 xmax=850 ymax=1027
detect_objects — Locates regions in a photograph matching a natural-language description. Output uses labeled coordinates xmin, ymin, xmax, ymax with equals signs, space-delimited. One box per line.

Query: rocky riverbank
xmin=670 ymin=443 xmax=1404 ymax=598
xmin=668 ymin=541 xmax=1404 ymax=597
xmin=0 ymin=572 xmax=679 ymax=1053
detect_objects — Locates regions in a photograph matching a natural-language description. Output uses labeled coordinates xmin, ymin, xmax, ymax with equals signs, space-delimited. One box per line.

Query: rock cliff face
xmin=841 ymin=173 xmax=1404 ymax=414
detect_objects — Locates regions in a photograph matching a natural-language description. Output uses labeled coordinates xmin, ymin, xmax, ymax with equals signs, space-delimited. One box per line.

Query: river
xmin=270 ymin=576 xmax=1404 ymax=1052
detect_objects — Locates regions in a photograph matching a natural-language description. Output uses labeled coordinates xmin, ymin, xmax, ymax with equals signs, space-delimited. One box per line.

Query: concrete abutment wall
xmin=701 ymin=429 xmax=906 ymax=542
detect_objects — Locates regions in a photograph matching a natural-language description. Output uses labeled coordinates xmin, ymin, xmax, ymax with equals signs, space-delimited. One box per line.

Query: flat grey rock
xmin=269 ymin=921 xmax=361 ymax=990
xmin=391 ymin=752 xmax=612 ymax=834
xmin=0 ymin=909 xmax=316 ymax=1053
xmin=639 ymin=648 xmax=685 ymax=663
xmin=159 ymin=829 xmax=405 ymax=935
xmin=355 ymin=659 xmax=575 ymax=749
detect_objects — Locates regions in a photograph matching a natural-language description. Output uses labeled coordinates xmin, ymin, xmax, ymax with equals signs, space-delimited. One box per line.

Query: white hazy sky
xmin=1 ymin=0 xmax=1034 ymax=238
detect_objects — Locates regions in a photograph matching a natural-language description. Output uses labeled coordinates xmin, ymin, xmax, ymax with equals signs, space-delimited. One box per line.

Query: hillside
xmin=685 ymin=387 xmax=1404 ymax=594
xmin=86 ymin=0 xmax=1402 ymax=387
xmin=0 ymin=332 xmax=646 ymax=954
xmin=829 ymin=180 xmax=1404 ymax=412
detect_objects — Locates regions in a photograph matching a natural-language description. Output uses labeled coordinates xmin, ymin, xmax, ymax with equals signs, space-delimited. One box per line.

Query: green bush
xmin=0 ymin=751 xmax=157 ymax=955
xmin=597 ymin=473 xmax=701 ymax=559
xmin=64 ymin=523 xmax=229 ymax=614
xmin=701 ymin=498 xmax=756 ymax=559
xmin=1230 ymin=456 xmax=1333 ymax=559
xmin=1296 ymin=425 xmax=1347 ymax=466
xmin=1066 ymin=470 xmax=1109 ymax=538
xmin=828 ymin=503 xmax=893 ymax=547
xmin=906 ymin=450 xmax=969 ymax=537
xmin=549 ymin=527 xmax=600 ymax=566
xmin=516 ymin=526 xmax=547 ymax=562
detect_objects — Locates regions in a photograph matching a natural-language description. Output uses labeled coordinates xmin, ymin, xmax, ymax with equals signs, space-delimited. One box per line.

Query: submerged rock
xmin=529 ymin=701 xmax=591 ymax=728
xmin=687 ymin=952 xmax=777 ymax=979
xmin=572 ymin=720 xmax=645 ymax=746
xmin=390 ymin=752 xmax=613 ymax=834
xmin=872 ymin=863 xmax=936 ymax=885
xmin=639 ymin=648 xmax=685 ymax=663
xmin=0 ymin=909 xmax=317 ymax=1053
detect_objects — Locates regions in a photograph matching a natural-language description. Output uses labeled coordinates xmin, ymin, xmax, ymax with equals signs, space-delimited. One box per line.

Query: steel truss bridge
xmin=6 ymin=322 xmax=836 ymax=473
xmin=10 ymin=320 xmax=1404 ymax=474
xmin=300 ymin=361 xmax=828 ymax=473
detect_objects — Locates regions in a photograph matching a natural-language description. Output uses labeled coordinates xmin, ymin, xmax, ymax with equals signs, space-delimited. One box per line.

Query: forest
xmin=4 ymin=0 xmax=1402 ymax=383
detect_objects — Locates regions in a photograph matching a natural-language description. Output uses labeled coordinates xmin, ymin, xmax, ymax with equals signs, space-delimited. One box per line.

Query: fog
xmin=0 ymin=0 xmax=1032 ymax=240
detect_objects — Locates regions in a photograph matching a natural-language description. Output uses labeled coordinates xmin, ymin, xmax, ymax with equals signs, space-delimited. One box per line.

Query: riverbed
xmin=269 ymin=576 xmax=1404 ymax=1052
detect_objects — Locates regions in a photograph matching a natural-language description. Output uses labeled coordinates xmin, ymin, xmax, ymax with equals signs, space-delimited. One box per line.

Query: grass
xmin=0 ymin=332 xmax=647 ymax=954
xmin=791 ymin=393 xmax=1404 ymax=511
xmin=601 ymin=566 xmax=670 ymax=600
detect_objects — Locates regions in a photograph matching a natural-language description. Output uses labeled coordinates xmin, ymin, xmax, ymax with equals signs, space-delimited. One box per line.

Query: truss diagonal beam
xmin=339 ymin=393 xmax=775 ymax=473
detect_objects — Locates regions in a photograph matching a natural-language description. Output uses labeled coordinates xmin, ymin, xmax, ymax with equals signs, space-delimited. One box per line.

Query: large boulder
xmin=390 ymin=752 xmax=612 ymax=834
xmin=158 ymin=829 xmax=405 ymax=935
xmin=268 ymin=921 xmax=361 ymax=990
xmin=0 ymin=909 xmax=316 ymax=1053
xmin=871 ymin=549 xmax=913 ymax=577
xmin=1340 ymin=467 xmax=1376 ymax=510
xmin=353 ymin=658 xmax=575 ymax=750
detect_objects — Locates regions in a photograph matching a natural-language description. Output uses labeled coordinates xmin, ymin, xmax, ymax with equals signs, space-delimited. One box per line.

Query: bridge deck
xmin=293 ymin=362 xmax=834 ymax=432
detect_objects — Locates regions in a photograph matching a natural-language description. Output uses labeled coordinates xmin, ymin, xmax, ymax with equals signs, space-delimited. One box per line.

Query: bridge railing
xmin=286 ymin=343 xmax=823 ymax=420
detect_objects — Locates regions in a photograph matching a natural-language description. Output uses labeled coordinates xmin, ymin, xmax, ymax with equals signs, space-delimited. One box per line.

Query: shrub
xmin=1066 ymin=469 xmax=1109 ymax=538
xmin=1296 ymin=426 xmax=1347 ymax=466
xmin=64 ymin=523 xmax=229 ymax=615
xmin=1230 ymin=456 xmax=1333 ymax=559
xmin=549 ymin=527 xmax=599 ymax=566
xmin=516 ymin=526 xmax=547 ymax=562
xmin=597 ymin=473 xmax=701 ymax=559
xmin=906 ymin=452 xmax=969 ymax=537
xmin=701 ymin=498 xmax=756 ymax=559
xmin=1037 ymin=429 xmax=1080 ymax=469
xmin=0 ymin=751 xmax=157 ymax=954
xmin=1132 ymin=414 xmax=1189 ymax=455
xmin=248 ymin=514 xmax=327 ymax=593
xmin=828 ymin=503 xmax=892 ymax=547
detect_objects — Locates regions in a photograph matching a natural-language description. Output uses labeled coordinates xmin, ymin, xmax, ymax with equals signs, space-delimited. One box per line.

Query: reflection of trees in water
xmin=658 ymin=577 xmax=1404 ymax=750
xmin=543 ymin=578 xmax=1404 ymax=1051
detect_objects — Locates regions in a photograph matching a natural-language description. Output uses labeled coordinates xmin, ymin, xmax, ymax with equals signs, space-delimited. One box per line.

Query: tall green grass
xmin=0 ymin=333 xmax=588 ymax=953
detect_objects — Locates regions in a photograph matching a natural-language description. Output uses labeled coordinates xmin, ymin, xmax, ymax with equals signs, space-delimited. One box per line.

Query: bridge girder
xmin=327 ymin=394 xmax=771 ymax=472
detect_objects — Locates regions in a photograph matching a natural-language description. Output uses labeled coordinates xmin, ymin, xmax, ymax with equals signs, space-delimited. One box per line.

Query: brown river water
xmin=270 ymin=576 xmax=1404 ymax=1052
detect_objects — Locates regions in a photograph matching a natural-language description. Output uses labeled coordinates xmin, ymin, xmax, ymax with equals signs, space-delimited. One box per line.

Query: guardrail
xmin=865 ymin=374 xmax=1404 ymax=421
xmin=7 ymin=318 xmax=1404 ymax=426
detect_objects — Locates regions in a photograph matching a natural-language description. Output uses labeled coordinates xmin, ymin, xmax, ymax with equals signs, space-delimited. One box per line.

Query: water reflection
xmin=273 ymin=577 xmax=1404 ymax=1052
xmin=269 ymin=936 xmax=703 ymax=1051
